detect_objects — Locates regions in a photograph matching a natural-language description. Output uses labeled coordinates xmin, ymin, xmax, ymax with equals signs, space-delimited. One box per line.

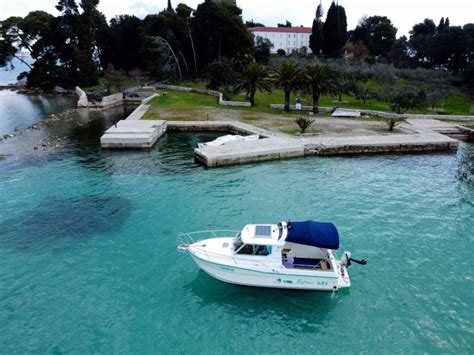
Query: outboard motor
xmin=341 ymin=251 xmax=352 ymax=267
xmin=341 ymin=251 xmax=367 ymax=267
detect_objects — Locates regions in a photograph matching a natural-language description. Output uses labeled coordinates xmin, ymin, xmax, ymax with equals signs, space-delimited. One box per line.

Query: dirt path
xmin=144 ymin=106 xmax=403 ymax=136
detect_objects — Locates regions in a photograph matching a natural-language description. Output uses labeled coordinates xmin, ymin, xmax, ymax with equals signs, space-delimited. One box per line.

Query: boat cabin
xmin=233 ymin=221 xmax=340 ymax=271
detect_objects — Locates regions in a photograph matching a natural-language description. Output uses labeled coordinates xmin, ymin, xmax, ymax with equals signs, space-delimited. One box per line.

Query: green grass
xmin=439 ymin=95 xmax=473 ymax=115
xmin=241 ymin=115 xmax=262 ymax=122
xmin=149 ymin=90 xmax=220 ymax=109
xmin=141 ymin=85 xmax=473 ymax=117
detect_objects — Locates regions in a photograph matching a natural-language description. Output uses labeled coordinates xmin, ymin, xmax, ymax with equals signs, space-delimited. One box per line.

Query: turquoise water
xmin=0 ymin=117 xmax=473 ymax=352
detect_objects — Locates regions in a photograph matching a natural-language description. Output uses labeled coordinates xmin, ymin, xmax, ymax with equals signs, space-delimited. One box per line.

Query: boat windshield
xmin=233 ymin=232 xmax=243 ymax=250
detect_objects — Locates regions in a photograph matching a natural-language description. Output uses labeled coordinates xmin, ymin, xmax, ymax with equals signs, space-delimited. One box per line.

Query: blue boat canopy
xmin=286 ymin=221 xmax=340 ymax=250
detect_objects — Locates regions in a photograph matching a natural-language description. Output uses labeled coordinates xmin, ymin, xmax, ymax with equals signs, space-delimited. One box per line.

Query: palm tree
xmin=273 ymin=61 xmax=301 ymax=112
xmin=234 ymin=62 xmax=272 ymax=106
xmin=302 ymin=64 xmax=339 ymax=113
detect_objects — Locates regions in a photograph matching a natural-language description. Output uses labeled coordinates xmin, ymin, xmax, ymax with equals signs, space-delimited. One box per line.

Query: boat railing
xmin=178 ymin=230 xmax=239 ymax=245
xmin=177 ymin=230 xmax=239 ymax=253
xmin=178 ymin=230 xmax=274 ymax=269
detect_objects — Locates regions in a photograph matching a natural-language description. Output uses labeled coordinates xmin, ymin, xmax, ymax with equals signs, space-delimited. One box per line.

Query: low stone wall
xmin=75 ymin=87 xmax=89 ymax=107
xmin=306 ymin=142 xmax=458 ymax=156
xmin=270 ymin=104 xmax=332 ymax=113
xmin=99 ymin=93 xmax=124 ymax=107
xmin=269 ymin=103 xmax=474 ymax=121
xmin=76 ymin=86 xmax=156 ymax=109
xmin=364 ymin=110 xmax=474 ymax=121
xmin=165 ymin=120 xmax=278 ymax=139
xmin=153 ymin=83 xmax=251 ymax=108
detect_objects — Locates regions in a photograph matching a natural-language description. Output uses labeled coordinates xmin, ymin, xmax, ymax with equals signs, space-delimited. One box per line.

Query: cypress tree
xmin=167 ymin=0 xmax=173 ymax=11
xmin=309 ymin=1 xmax=325 ymax=55
xmin=322 ymin=1 xmax=347 ymax=57
xmin=437 ymin=17 xmax=445 ymax=32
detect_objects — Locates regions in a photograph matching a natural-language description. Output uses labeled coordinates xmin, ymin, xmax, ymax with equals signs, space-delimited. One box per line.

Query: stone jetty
xmin=100 ymin=117 xmax=461 ymax=167
xmin=100 ymin=120 xmax=166 ymax=149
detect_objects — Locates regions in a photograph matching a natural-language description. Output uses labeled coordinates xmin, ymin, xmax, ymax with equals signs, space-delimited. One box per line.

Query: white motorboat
xmin=178 ymin=220 xmax=366 ymax=291
xmin=197 ymin=134 xmax=259 ymax=148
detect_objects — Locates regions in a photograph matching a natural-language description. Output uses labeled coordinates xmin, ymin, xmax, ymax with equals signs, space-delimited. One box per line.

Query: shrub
xmin=385 ymin=117 xmax=405 ymax=132
xmin=381 ymin=86 xmax=427 ymax=113
xmin=294 ymin=116 xmax=315 ymax=134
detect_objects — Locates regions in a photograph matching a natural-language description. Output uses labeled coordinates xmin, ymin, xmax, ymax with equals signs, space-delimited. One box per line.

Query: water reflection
xmin=0 ymin=196 xmax=132 ymax=251
xmin=0 ymin=90 xmax=75 ymax=134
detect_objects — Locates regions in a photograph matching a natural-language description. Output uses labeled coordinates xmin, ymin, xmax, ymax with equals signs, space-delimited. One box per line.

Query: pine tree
xmin=322 ymin=1 xmax=347 ymax=58
xmin=309 ymin=1 xmax=324 ymax=55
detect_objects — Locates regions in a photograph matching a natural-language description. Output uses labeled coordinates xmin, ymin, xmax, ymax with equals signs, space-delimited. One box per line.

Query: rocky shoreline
xmin=0 ymin=84 xmax=77 ymax=97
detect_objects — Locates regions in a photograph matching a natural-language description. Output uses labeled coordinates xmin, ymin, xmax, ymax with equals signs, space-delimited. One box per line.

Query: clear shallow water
xmin=0 ymin=90 xmax=76 ymax=135
xmin=0 ymin=116 xmax=473 ymax=352
xmin=0 ymin=58 xmax=31 ymax=86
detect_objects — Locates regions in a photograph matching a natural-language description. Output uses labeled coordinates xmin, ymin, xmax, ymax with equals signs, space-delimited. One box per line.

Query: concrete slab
xmin=100 ymin=119 xmax=166 ymax=149
xmin=117 ymin=119 xmax=164 ymax=127
xmin=302 ymin=133 xmax=458 ymax=155
xmin=194 ymin=138 xmax=305 ymax=167
xmin=332 ymin=109 xmax=361 ymax=118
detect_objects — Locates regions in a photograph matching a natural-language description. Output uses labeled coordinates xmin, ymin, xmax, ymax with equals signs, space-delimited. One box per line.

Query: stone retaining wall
xmin=153 ymin=83 xmax=251 ymax=107
xmin=269 ymin=104 xmax=332 ymax=113
xmin=76 ymin=86 xmax=154 ymax=109
xmin=306 ymin=142 xmax=458 ymax=156
xmin=269 ymin=103 xmax=474 ymax=121
xmin=75 ymin=87 xmax=88 ymax=107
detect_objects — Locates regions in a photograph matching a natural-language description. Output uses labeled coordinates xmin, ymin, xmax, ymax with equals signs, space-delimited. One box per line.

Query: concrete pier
xmin=194 ymin=138 xmax=305 ymax=167
xmin=100 ymin=115 xmax=461 ymax=166
xmin=100 ymin=120 xmax=166 ymax=148
xmin=303 ymin=133 xmax=458 ymax=156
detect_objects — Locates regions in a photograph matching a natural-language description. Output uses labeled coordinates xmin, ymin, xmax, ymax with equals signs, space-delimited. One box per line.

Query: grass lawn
xmin=141 ymin=88 xmax=410 ymax=137
xmin=145 ymin=82 xmax=473 ymax=116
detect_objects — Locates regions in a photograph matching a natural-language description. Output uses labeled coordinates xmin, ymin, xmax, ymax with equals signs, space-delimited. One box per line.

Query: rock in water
xmin=0 ymin=196 xmax=132 ymax=250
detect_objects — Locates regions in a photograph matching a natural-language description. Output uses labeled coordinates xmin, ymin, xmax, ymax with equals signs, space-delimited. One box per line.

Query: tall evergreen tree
xmin=437 ymin=17 xmax=445 ymax=32
xmin=351 ymin=16 xmax=397 ymax=57
xmin=322 ymin=1 xmax=347 ymax=57
xmin=309 ymin=1 xmax=324 ymax=55
xmin=54 ymin=0 xmax=107 ymax=87
xmin=191 ymin=0 xmax=254 ymax=69
xmin=167 ymin=0 xmax=173 ymax=12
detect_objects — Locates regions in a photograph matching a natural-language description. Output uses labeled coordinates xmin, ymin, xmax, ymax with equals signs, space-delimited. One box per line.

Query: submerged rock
xmin=0 ymin=196 xmax=132 ymax=250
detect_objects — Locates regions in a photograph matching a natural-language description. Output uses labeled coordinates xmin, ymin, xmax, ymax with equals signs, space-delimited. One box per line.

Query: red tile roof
xmin=248 ymin=27 xmax=312 ymax=34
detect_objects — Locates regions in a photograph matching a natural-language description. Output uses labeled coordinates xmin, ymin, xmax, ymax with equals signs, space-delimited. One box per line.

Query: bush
xmin=381 ymin=86 xmax=427 ymax=113
xmin=39 ymin=81 xmax=55 ymax=91
xmin=353 ymin=84 xmax=377 ymax=104
xmin=294 ymin=116 xmax=315 ymax=134
xmin=385 ymin=117 xmax=405 ymax=132
xmin=207 ymin=57 xmax=236 ymax=91
xmin=86 ymin=92 xmax=104 ymax=103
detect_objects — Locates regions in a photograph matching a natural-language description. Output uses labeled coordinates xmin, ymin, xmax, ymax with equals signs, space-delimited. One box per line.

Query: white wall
xmin=253 ymin=31 xmax=311 ymax=53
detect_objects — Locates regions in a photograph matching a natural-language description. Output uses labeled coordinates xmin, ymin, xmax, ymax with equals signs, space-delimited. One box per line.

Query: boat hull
xmin=190 ymin=253 xmax=347 ymax=291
